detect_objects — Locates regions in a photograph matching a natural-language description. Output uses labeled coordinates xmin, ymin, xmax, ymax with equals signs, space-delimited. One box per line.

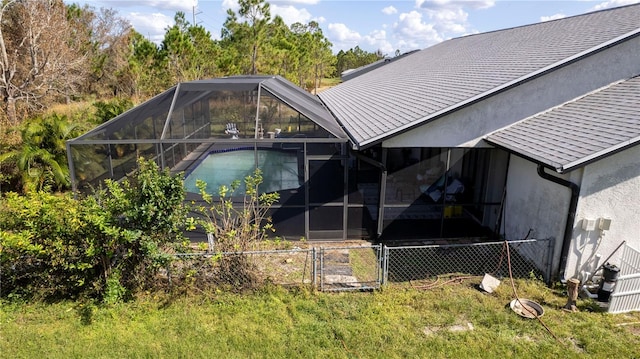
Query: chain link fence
xmin=383 ymin=239 xmax=554 ymax=288
xmin=319 ymin=245 xmax=383 ymax=292
xmin=164 ymin=248 xmax=316 ymax=292
xmin=161 ymin=239 xmax=553 ymax=292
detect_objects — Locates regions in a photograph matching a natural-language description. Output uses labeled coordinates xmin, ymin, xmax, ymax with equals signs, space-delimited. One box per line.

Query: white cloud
xmin=222 ymin=0 xmax=239 ymax=12
xmin=326 ymin=24 xmax=395 ymax=55
xmin=99 ymin=0 xmax=198 ymax=12
xmin=327 ymin=23 xmax=362 ymax=43
xmin=382 ymin=6 xmax=398 ymax=15
xmin=591 ymin=0 xmax=640 ymax=10
xmin=219 ymin=2 xmax=321 ymax=26
xmin=392 ymin=10 xmax=442 ymax=50
xmin=381 ymin=0 xmax=496 ymax=51
xmin=127 ymin=12 xmax=174 ymax=43
xmin=427 ymin=7 xmax=469 ymax=33
xmin=363 ymin=29 xmax=394 ymax=55
xmin=215 ymin=0 xmax=494 ymax=53
xmin=329 ymin=23 xmax=386 ymax=52
xmin=279 ymin=0 xmax=320 ymax=4
xmin=271 ymin=4 xmax=313 ymax=25
xmin=416 ymin=0 xmax=495 ymax=11
xmin=540 ymin=13 xmax=566 ymax=22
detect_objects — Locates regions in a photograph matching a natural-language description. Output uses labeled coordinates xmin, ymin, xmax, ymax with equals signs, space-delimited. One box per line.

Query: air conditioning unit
xmin=582 ymin=218 xmax=597 ymax=231
xmin=598 ymin=218 xmax=612 ymax=231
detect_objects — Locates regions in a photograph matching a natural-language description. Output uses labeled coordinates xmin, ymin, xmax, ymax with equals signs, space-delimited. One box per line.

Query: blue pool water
xmin=183 ymin=149 xmax=301 ymax=195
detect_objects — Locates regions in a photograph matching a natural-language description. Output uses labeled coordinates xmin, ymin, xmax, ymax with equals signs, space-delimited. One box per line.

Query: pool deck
xmin=170 ymin=143 xmax=216 ymax=174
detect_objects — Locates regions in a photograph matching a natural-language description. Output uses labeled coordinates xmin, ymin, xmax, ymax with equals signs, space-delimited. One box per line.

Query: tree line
xmin=0 ymin=0 xmax=385 ymax=129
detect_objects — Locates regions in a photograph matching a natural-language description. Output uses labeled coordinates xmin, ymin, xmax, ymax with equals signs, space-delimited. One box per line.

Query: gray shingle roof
xmin=485 ymin=75 xmax=640 ymax=173
xmin=319 ymin=4 xmax=640 ymax=148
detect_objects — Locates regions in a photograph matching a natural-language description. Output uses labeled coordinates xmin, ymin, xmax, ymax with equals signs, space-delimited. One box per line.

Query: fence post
xmin=166 ymin=263 xmax=172 ymax=289
xmin=375 ymin=244 xmax=381 ymax=287
xmin=319 ymin=247 xmax=324 ymax=291
xmin=312 ymin=247 xmax=317 ymax=289
xmin=382 ymin=245 xmax=389 ymax=286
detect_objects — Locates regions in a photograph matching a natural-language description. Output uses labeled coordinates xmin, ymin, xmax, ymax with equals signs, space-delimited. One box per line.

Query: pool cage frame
xmin=66 ymin=75 xmax=353 ymax=241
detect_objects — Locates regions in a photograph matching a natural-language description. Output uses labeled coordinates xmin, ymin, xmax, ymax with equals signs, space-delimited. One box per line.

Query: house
xmin=67 ymin=4 xmax=640 ymax=281
xmin=318 ymin=3 xmax=640 ymax=281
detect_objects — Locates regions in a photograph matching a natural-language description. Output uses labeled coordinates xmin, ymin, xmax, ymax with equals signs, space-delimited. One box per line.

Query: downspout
xmin=536 ymin=165 xmax=580 ymax=281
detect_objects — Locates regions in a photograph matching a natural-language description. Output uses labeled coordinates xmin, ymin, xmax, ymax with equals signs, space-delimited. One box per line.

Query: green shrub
xmin=194 ymin=168 xmax=279 ymax=252
xmin=192 ymin=169 xmax=279 ymax=289
xmin=0 ymin=158 xmax=189 ymax=302
xmin=103 ymin=270 xmax=127 ymax=304
xmin=0 ymin=191 xmax=102 ymax=299
xmin=95 ymin=157 xmax=189 ymax=293
xmin=0 ymin=113 xmax=82 ymax=193
xmin=91 ymin=98 xmax=134 ymax=124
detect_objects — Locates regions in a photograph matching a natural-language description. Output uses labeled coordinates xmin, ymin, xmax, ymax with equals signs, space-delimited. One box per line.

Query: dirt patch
xmin=618 ymin=322 xmax=640 ymax=336
xmin=423 ymin=322 xmax=474 ymax=336
xmin=568 ymin=337 xmax=586 ymax=354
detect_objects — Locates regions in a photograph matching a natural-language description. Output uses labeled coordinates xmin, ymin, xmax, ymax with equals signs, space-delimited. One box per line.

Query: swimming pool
xmin=183 ymin=149 xmax=301 ymax=195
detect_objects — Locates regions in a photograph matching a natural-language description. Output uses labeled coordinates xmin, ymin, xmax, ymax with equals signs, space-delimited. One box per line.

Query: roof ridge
xmin=320 ymin=2 xmax=640 ymax=148
xmin=485 ymin=75 xmax=640 ymax=172
xmin=483 ymin=77 xmax=634 ymax=139
xmin=356 ymin=28 xmax=640 ymax=148
xmin=459 ymin=2 xmax=640 ymax=40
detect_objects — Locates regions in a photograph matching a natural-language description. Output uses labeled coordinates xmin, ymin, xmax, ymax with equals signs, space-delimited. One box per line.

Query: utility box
xmin=582 ymin=218 xmax=597 ymax=231
xmin=598 ymin=218 xmax=612 ymax=231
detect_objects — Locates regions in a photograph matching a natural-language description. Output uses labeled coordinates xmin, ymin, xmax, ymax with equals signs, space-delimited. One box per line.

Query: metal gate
xmin=319 ymin=244 xmax=383 ymax=291
xmin=609 ymin=243 xmax=640 ymax=314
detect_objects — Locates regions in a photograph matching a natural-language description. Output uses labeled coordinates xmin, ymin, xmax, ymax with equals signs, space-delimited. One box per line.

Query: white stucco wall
xmin=504 ymin=146 xmax=640 ymax=282
xmin=566 ymin=145 xmax=640 ymax=281
xmin=502 ymin=156 xmax=583 ymax=279
xmin=383 ymin=36 xmax=640 ymax=149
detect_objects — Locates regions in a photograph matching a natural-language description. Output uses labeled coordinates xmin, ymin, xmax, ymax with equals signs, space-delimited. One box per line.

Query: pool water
xmin=183 ymin=149 xmax=301 ymax=195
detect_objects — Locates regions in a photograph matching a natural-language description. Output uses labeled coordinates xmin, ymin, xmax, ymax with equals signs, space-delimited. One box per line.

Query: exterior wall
xmin=566 ymin=145 xmax=640 ymax=280
xmin=377 ymin=36 xmax=640 ymax=280
xmin=383 ymin=36 xmax=640 ymax=148
xmin=502 ymin=156 xmax=583 ymax=279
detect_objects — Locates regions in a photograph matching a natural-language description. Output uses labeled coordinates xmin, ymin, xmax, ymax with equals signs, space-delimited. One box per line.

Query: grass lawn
xmin=1 ymin=279 xmax=639 ymax=358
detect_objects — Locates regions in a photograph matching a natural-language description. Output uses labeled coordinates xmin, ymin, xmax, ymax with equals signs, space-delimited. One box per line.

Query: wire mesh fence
xmin=383 ymin=239 xmax=554 ymax=288
xmin=319 ymin=245 xmax=383 ymax=292
xmin=164 ymin=248 xmax=316 ymax=292
xmin=161 ymin=239 xmax=553 ymax=292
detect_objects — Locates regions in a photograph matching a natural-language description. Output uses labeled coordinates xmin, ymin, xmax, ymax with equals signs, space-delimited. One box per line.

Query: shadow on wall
xmin=582 ymin=162 xmax=640 ymax=197
xmin=570 ymin=218 xmax=606 ymax=281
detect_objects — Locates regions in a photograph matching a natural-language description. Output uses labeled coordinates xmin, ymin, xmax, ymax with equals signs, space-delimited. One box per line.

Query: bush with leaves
xmin=192 ymin=169 xmax=279 ymax=289
xmin=0 ymin=191 xmax=110 ymax=299
xmin=0 ymin=113 xmax=82 ymax=193
xmin=0 ymin=158 xmax=189 ymax=301
xmin=91 ymin=98 xmax=134 ymax=124
xmin=96 ymin=157 xmax=190 ymax=293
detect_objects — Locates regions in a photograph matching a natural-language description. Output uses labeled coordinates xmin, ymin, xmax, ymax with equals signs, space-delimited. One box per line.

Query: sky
xmin=67 ymin=0 xmax=640 ymax=55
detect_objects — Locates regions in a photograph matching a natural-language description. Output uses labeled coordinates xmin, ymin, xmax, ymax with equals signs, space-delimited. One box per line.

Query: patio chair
xmin=225 ymin=123 xmax=239 ymax=139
